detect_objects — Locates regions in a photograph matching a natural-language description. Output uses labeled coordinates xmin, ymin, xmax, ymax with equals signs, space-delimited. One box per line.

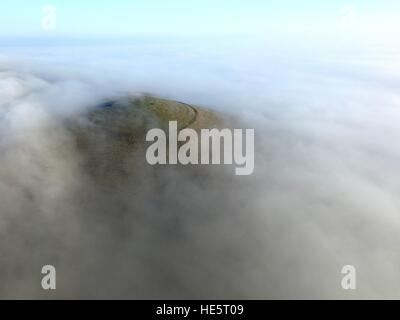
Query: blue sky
xmin=0 ymin=0 xmax=399 ymax=38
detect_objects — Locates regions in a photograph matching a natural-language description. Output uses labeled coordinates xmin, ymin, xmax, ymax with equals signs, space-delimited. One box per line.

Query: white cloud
xmin=1 ymin=37 xmax=400 ymax=298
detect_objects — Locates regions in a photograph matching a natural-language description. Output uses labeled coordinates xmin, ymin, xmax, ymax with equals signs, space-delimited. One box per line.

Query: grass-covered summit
xmin=69 ymin=95 xmax=221 ymax=178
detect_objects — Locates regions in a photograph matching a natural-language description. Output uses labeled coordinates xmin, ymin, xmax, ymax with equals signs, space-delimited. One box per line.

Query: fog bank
xmin=1 ymin=37 xmax=400 ymax=298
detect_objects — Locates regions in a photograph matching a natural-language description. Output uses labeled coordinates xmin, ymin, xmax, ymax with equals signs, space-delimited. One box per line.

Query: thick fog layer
xmin=1 ymin=38 xmax=400 ymax=298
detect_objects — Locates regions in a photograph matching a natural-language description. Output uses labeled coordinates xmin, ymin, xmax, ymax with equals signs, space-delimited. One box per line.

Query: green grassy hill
xmin=68 ymin=95 xmax=222 ymax=179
